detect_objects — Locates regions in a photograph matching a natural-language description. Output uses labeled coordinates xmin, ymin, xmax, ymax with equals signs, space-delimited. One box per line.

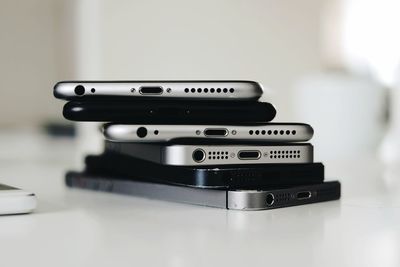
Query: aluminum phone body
xmin=105 ymin=141 xmax=313 ymax=166
xmin=0 ymin=184 xmax=37 ymax=215
xmin=54 ymin=80 xmax=263 ymax=100
xmin=85 ymin=153 xmax=325 ymax=189
xmin=66 ymin=172 xmax=340 ymax=211
xmin=103 ymin=123 xmax=314 ymax=142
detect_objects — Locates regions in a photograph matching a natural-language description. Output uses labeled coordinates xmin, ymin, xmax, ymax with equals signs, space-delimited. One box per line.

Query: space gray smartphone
xmin=66 ymin=172 xmax=341 ymax=210
xmin=103 ymin=123 xmax=314 ymax=143
xmin=54 ymin=80 xmax=263 ymax=100
xmin=105 ymin=141 xmax=313 ymax=166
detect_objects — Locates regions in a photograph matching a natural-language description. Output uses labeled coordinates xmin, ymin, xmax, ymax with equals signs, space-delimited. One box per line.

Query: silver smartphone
xmin=102 ymin=123 xmax=314 ymax=142
xmin=105 ymin=141 xmax=313 ymax=166
xmin=54 ymin=80 xmax=263 ymax=100
xmin=66 ymin=172 xmax=341 ymax=211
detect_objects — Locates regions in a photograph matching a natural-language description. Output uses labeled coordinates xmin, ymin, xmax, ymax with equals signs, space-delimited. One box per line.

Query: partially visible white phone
xmin=0 ymin=183 xmax=37 ymax=215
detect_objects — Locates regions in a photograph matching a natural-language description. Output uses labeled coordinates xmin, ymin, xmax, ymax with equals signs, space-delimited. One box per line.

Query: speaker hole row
xmin=276 ymin=193 xmax=291 ymax=199
xmin=184 ymin=88 xmax=235 ymax=94
xmin=270 ymin=155 xmax=301 ymax=159
xmin=270 ymin=150 xmax=300 ymax=154
xmin=208 ymin=151 xmax=229 ymax=155
xmin=275 ymin=193 xmax=291 ymax=202
xmin=208 ymin=156 xmax=229 ymax=160
xmin=249 ymin=130 xmax=296 ymax=136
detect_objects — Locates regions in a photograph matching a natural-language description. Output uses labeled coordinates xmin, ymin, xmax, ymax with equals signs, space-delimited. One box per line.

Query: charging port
xmin=204 ymin=128 xmax=228 ymax=137
xmin=296 ymin=191 xmax=311 ymax=200
xmin=238 ymin=150 xmax=261 ymax=160
xmin=139 ymin=86 xmax=163 ymax=95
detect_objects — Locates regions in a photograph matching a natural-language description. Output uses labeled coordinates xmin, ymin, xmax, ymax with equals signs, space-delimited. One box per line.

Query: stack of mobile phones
xmin=54 ymin=81 xmax=340 ymax=210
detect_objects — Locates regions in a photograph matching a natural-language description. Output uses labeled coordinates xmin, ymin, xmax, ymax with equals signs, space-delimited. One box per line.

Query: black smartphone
xmin=62 ymin=100 xmax=276 ymax=124
xmin=83 ymin=152 xmax=324 ymax=189
xmin=65 ymin=172 xmax=340 ymax=210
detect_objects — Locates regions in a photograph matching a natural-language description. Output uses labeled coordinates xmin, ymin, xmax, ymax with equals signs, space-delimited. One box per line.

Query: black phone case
xmin=62 ymin=100 xmax=276 ymax=124
xmin=83 ymin=152 xmax=324 ymax=189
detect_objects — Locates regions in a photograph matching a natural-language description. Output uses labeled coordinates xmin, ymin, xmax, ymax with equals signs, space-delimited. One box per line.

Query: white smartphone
xmin=105 ymin=141 xmax=313 ymax=166
xmin=54 ymin=80 xmax=263 ymax=100
xmin=0 ymin=183 xmax=37 ymax=215
xmin=102 ymin=123 xmax=314 ymax=142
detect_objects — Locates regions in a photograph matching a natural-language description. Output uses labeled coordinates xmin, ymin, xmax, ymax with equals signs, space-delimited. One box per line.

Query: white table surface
xmin=0 ymin=129 xmax=400 ymax=267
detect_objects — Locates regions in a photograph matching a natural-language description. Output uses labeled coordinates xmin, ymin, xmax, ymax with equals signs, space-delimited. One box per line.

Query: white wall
xmin=0 ymin=0 xmax=326 ymax=127
xmin=97 ymin=0 xmax=325 ymax=120
xmin=0 ymin=0 xmax=68 ymax=126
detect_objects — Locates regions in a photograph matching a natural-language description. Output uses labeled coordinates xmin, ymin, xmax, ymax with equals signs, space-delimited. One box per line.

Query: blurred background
xmin=1 ymin=0 xmax=399 ymax=165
